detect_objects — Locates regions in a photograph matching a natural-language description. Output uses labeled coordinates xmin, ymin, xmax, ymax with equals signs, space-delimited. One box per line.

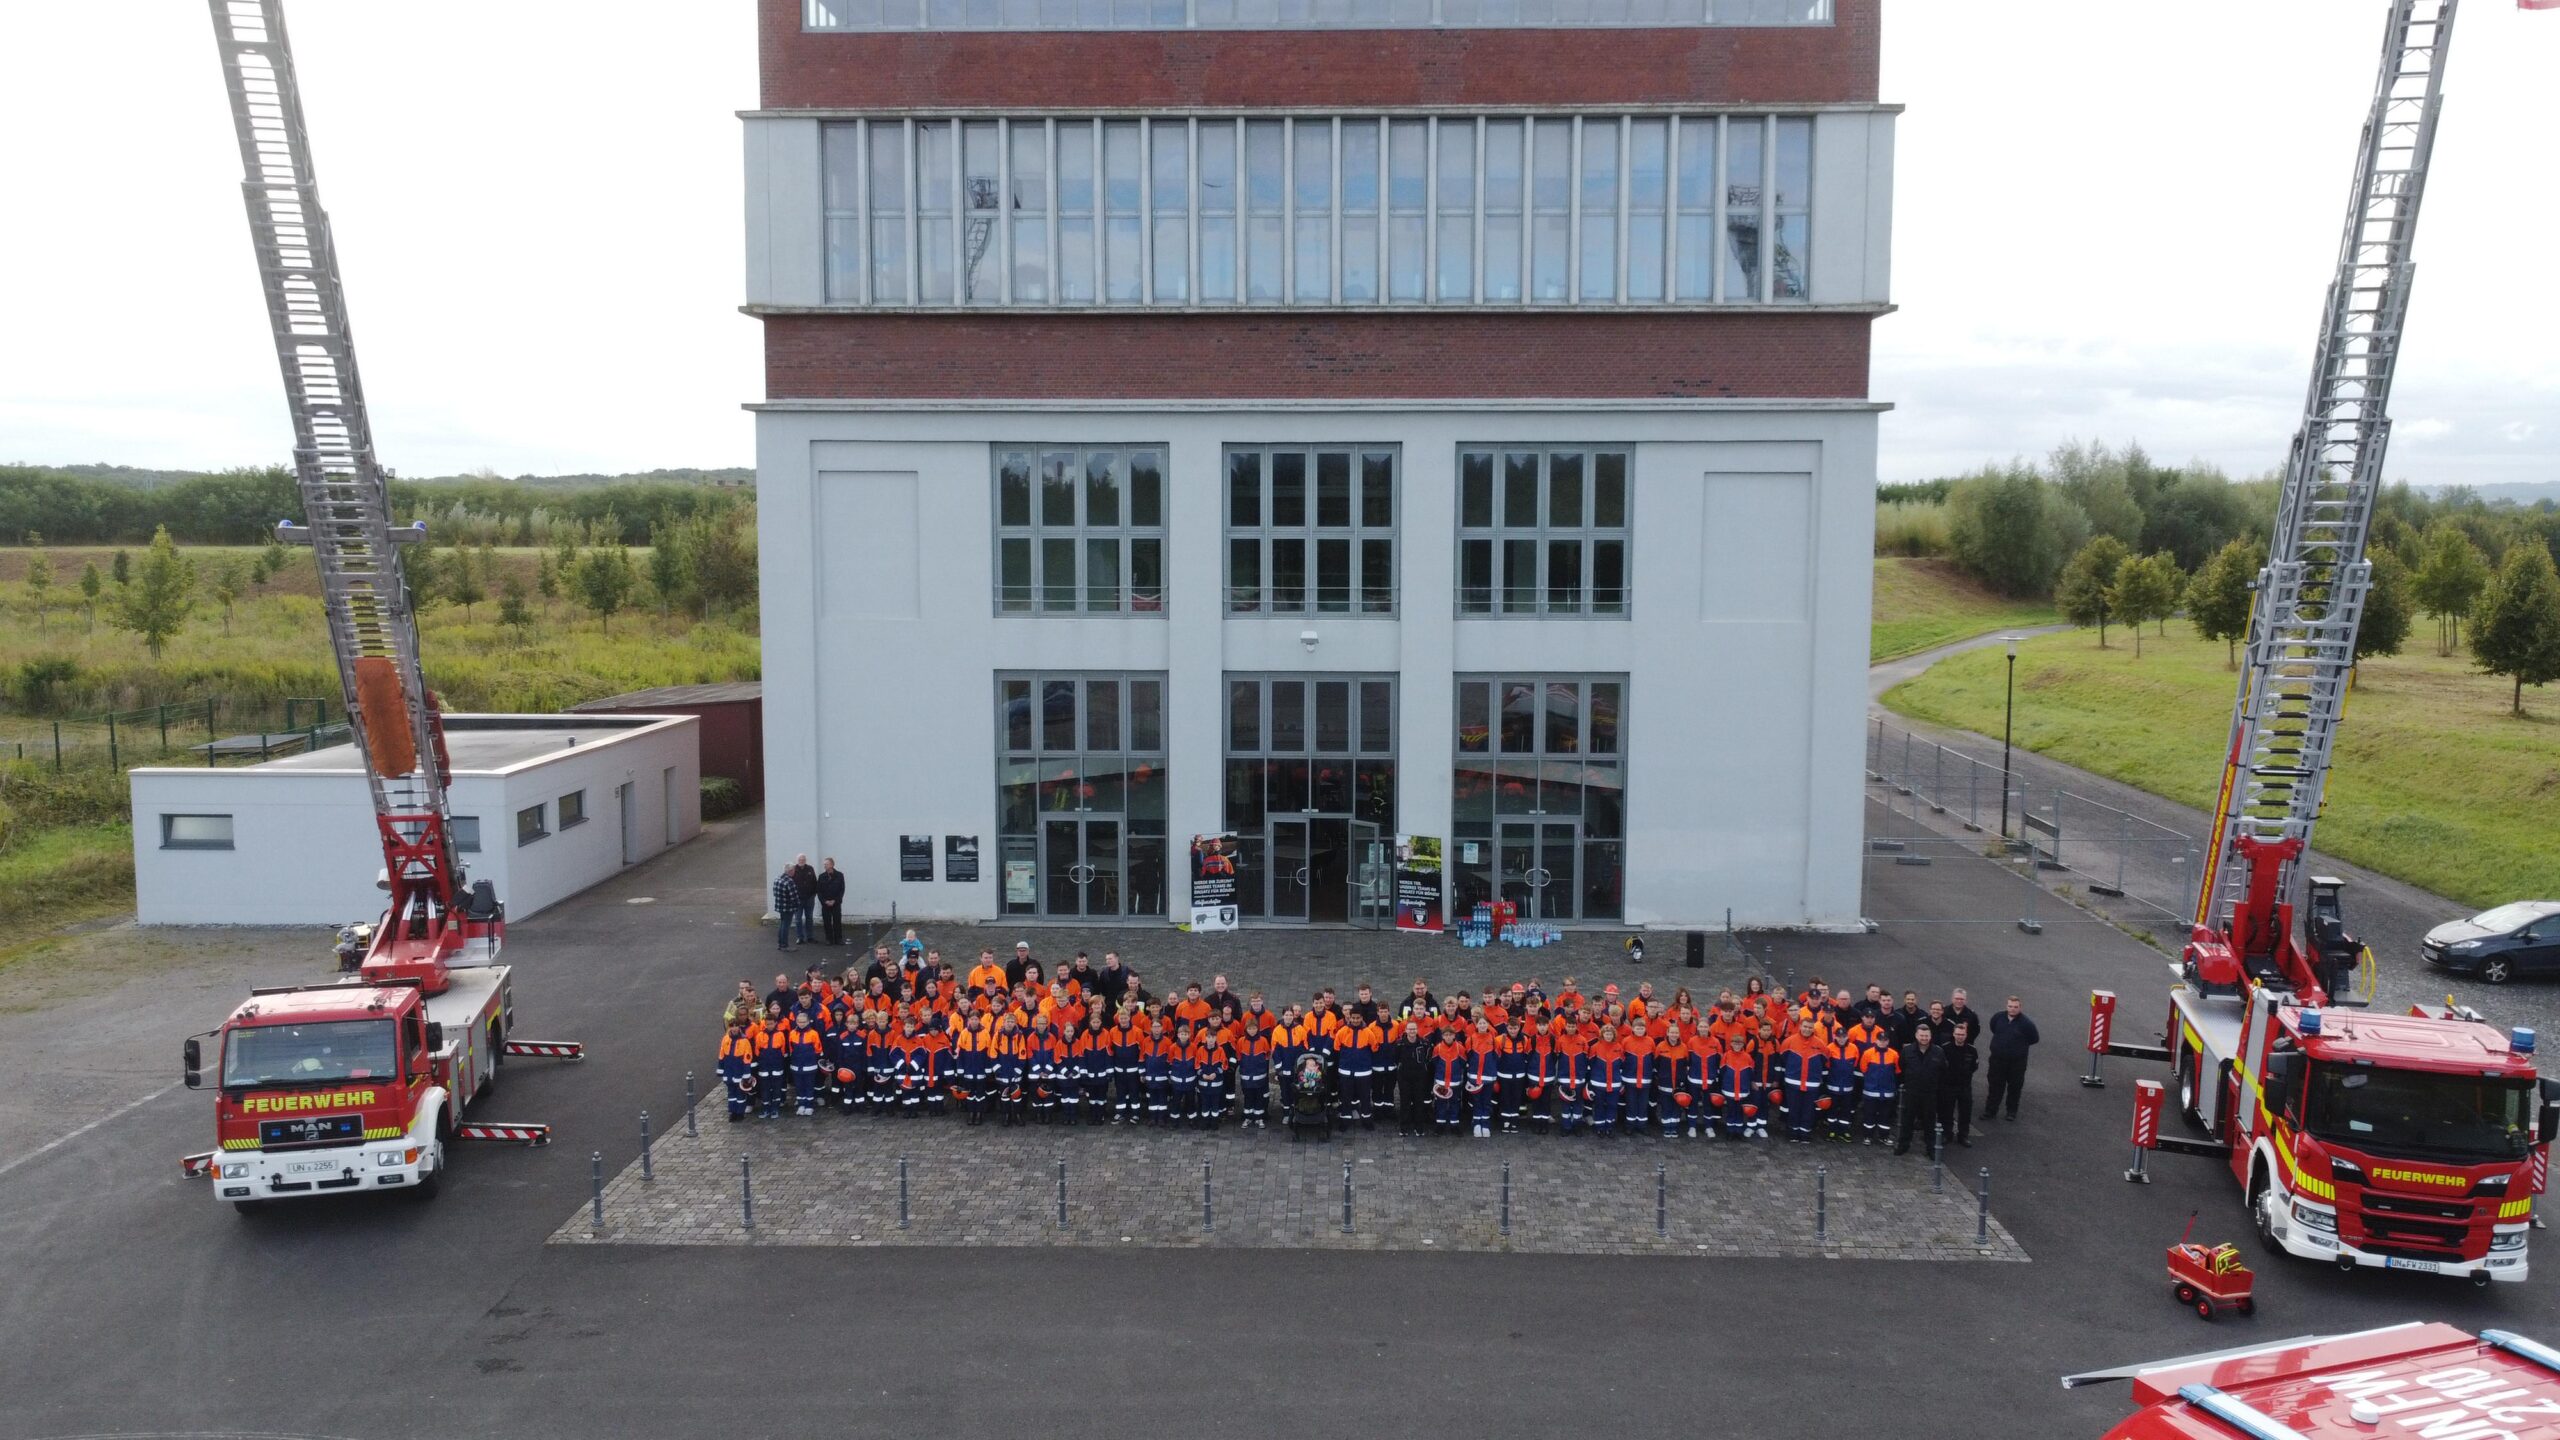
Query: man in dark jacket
xmin=1893 ymin=1023 xmax=1948 ymax=1158
xmin=1944 ymin=989 xmax=1985 ymax=1051
xmin=1004 ymin=940 xmax=1035 ymax=991
xmin=770 ymin=868 xmax=800 ymax=952
xmin=1983 ymin=996 xmax=2041 ymax=1120
xmin=789 ymin=855 xmax=820 ymax=946
xmin=815 ymin=859 xmax=847 ymax=945
xmin=1094 ymin=951 xmax=1132 ymax=1016
xmin=1393 ymin=1018 xmax=1435 ymax=1136
xmin=1889 ymin=992 xmax=1925 ymax=1048
xmin=1939 ymin=1021 xmax=1980 ymax=1146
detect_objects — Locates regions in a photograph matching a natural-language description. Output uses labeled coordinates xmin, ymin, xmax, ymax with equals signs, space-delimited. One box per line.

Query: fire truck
xmin=2095 ymin=0 xmax=2554 ymax=1285
xmin=2069 ymin=1323 xmax=2560 ymax=1440
xmin=179 ymin=0 xmax=578 ymax=1210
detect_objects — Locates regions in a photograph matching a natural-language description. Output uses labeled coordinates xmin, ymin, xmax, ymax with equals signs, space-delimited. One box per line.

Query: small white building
xmin=131 ymin=714 xmax=703 ymax=927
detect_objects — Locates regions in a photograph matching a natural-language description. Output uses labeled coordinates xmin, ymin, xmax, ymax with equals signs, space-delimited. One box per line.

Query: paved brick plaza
xmin=556 ymin=920 xmax=2022 ymax=1261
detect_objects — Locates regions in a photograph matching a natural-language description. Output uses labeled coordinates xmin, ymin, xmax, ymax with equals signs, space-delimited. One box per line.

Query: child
xmin=1142 ymin=1018 xmax=1176 ymax=1126
xmin=753 ymin=1001 xmax=789 ymax=1119
xmin=1585 ymin=1023 xmax=1623 ymax=1136
xmin=1167 ymin=1023 xmax=1200 ymax=1125
xmin=1192 ymin=1027 xmax=1228 ymax=1131
xmin=718 ymin=1021 xmax=755 ymax=1122
xmin=1234 ymin=1016 xmax=1274 ymax=1131
xmin=1468 ymin=1018 xmax=1502 ymax=1139
xmin=1431 ymin=1030 xmax=1471 ymax=1136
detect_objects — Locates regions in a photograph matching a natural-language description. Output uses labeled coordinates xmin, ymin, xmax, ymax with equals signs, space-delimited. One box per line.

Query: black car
xmin=2422 ymin=901 xmax=2560 ymax=983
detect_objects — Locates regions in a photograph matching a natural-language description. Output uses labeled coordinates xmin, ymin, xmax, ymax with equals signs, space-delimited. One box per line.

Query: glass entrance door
xmin=1497 ymin=819 xmax=1580 ymax=920
xmin=1349 ymin=821 xmax=1392 ymax=929
xmin=1040 ymin=816 xmax=1124 ymax=917
xmin=1270 ymin=818 xmax=1309 ymax=921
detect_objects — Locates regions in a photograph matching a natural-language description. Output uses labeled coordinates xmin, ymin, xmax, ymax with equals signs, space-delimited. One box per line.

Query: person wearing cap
xmin=1004 ymin=940 xmax=1036 ymax=991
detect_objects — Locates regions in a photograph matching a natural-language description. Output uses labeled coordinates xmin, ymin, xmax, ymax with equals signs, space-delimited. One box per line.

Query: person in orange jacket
xmin=1547 ymin=1019 xmax=1588 ymax=1135
xmin=1775 ymin=1016 xmax=1829 ymax=1143
xmin=1430 ymin=1029 xmax=1472 ymax=1136
xmin=1465 ymin=1017 xmax=1503 ymax=1138
xmin=1583 ymin=1023 xmax=1624 ymax=1135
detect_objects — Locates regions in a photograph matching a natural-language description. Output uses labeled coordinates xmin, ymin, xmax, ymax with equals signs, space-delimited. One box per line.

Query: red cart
xmin=2167 ymin=1240 xmax=2255 ymax=1321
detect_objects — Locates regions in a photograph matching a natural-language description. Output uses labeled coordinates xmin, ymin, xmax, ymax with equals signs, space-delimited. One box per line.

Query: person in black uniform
xmin=1893 ymin=1022 xmax=1948 ymax=1159
xmin=1939 ymin=1020 xmax=1979 ymax=1147
xmin=815 ymin=858 xmax=847 ymax=945
xmin=1393 ymin=1017 xmax=1435 ymax=1137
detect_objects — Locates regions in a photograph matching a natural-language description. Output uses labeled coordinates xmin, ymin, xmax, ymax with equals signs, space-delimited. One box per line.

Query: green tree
xmin=207 ymin=554 xmax=246 ymax=636
xmin=22 ymin=543 xmax=54 ymax=636
xmin=497 ymin=574 xmax=533 ymax=640
xmin=2471 ymin=542 xmax=2560 ymax=717
xmin=2107 ymin=551 xmax=2183 ymax=658
xmin=2049 ymin=439 xmax=2146 ymax=547
xmin=446 ymin=543 xmax=487 ymax=619
xmin=1945 ymin=466 xmax=2091 ymax=597
xmin=535 ymin=552 xmax=560 ymax=616
xmin=645 ymin=523 xmax=690 ymax=620
xmin=77 ymin=560 xmax=102 ymax=634
xmin=2412 ymin=522 xmax=2492 ymax=656
xmin=2186 ymin=536 xmax=2263 ymax=669
xmin=106 ymin=526 xmax=197 ymax=657
xmin=2055 ymin=536 xmax=2132 ymax=647
xmin=2355 ymin=548 xmax=2414 ymax=662
xmin=110 ymin=548 xmax=130 ymax=586
xmin=683 ymin=510 xmax=757 ymax=617
xmin=261 ymin=535 xmax=292 ymax=580
xmin=249 ymin=552 xmax=271 ymax=590
xmin=572 ymin=544 xmax=635 ymax=633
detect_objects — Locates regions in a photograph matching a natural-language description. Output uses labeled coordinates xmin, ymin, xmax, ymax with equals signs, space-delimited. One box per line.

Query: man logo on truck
xmin=242 ymin=1090 xmax=377 ymax=1114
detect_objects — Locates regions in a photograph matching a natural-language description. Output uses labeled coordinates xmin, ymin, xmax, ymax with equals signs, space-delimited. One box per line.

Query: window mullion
xmin=1616 ymin=115 xmax=1631 ymax=306
xmin=904 ymin=118 xmax=921 ymax=305
xmin=1471 ymin=118 xmax=1486 ymax=304
xmin=1663 ymin=113 xmax=1680 ymax=303
xmin=1423 ymin=117 xmax=1438 ymax=306
xmin=1761 ymin=114 xmax=1777 ymax=304
xmin=1140 ymin=117 xmax=1155 ymax=305
xmin=998 ymin=118 xmax=1014 ymax=305
xmin=1330 ymin=118 xmax=1344 ymax=306
xmin=1567 ymin=115 xmax=1582 ymax=307
xmin=1281 ymin=119 xmax=1296 ymax=306
xmin=855 ymin=118 xmax=873 ymax=306
xmin=1710 ymin=114 xmax=1726 ymax=305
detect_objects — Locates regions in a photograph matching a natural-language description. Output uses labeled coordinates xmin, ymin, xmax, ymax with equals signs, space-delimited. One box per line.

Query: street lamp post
xmin=1998 ymin=636 xmax=2020 ymax=842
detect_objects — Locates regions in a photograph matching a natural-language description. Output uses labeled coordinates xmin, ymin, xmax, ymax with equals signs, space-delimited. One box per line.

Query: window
xmin=1223 ymin=674 xmax=1398 ymax=917
xmin=517 ymin=804 xmax=549 ymax=847
xmin=558 ymin=790 xmax=588 ymax=830
xmin=995 ymin=445 xmax=1168 ymax=613
xmin=809 ymin=0 xmax=1836 ymax=28
xmin=452 ymin=816 xmax=482 ymax=854
xmin=818 ymin=113 xmax=1814 ymax=309
xmin=994 ymin=673 xmax=1168 ymax=919
xmin=1226 ymin=445 xmax=1397 ymax=615
xmin=1451 ymin=675 xmax=1625 ymax=921
xmin=161 ymin=813 xmax=234 ymax=850
xmin=1457 ymin=447 xmax=1631 ymax=616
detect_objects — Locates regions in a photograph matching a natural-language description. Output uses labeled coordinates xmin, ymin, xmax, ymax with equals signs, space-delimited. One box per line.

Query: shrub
xmin=1873 ymin=500 xmax=1951 ymax=557
xmin=700 ymin=775 xmax=749 ymax=820
xmin=1946 ymin=465 xmax=2091 ymax=597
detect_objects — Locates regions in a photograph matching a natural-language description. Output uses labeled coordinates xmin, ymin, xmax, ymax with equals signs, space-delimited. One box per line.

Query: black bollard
xmin=1977 ymin=1167 xmax=1991 ymax=1247
xmin=1656 ymin=1161 xmax=1668 ymax=1238
xmin=1342 ymin=1159 xmax=1354 ymax=1234
xmin=1204 ymin=1159 xmax=1215 ymax=1234
xmin=1500 ymin=1160 xmax=1511 ymax=1238
xmin=1816 ymin=1165 xmax=1828 ymax=1243
xmin=1056 ymin=1155 xmax=1067 ymax=1230
xmin=1932 ymin=1125 xmax=1945 ymax=1194
xmin=741 ymin=1154 xmax=755 ymax=1231
xmin=639 ymin=1110 xmax=653 ymax=1183
xmin=685 ymin=1072 xmax=698 ymax=1137
xmin=590 ymin=1150 xmax=605 ymax=1233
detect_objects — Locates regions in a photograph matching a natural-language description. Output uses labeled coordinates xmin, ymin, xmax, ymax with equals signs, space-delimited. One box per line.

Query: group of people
xmin=714 ymin=936 xmax=2044 ymax=1159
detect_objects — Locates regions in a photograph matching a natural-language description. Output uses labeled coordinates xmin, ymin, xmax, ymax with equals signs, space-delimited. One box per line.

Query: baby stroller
xmin=1288 ymin=1052 xmax=1335 ymax=1142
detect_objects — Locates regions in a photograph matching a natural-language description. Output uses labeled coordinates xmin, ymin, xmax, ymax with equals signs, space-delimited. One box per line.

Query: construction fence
xmin=0 ymin=696 xmax=345 ymax=773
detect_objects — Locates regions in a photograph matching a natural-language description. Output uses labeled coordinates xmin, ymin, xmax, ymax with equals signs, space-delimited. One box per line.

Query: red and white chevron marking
xmin=502 ymin=1040 xmax=584 ymax=1059
xmin=181 ymin=1151 xmax=215 ymax=1178
xmin=455 ymin=1122 xmax=552 ymax=1145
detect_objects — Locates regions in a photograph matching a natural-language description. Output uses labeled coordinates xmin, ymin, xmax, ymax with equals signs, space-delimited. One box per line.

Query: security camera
xmin=1299 ymin=630 xmax=1319 ymax=650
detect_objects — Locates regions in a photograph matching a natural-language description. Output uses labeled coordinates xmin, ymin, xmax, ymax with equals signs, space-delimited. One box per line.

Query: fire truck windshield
xmin=2305 ymin=1063 xmax=2532 ymax=1163
xmin=222 ymin=1020 xmax=401 ymax=1089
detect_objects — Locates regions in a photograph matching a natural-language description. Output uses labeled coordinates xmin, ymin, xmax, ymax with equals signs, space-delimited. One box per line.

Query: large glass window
xmin=1451 ymin=676 xmax=1625 ymax=922
xmin=816 ymin=114 xmax=1813 ymax=309
xmin=1224 ymin=674 xmax=1396 ymax=921
xmin=995 ymin=445 xmax=1168 ymax=614
xmin=1457 ymin=447 xmax=1631 ymax=617
xmin=1226 ymin=445 xmax=1397 ymax=615
xmin=996 ymin=673 xmax=1167 ymax=919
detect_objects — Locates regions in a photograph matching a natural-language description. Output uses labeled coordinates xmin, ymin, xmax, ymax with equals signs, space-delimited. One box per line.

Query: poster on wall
xmin=1004 ymin=858 xmax=1037 ymax=906
xmin=943 ymin=835 xmax=979 ymax=884
xmin=1188 ymin=833 xmax=1240 ymax=933
xmin=1394 ymin=834 xmax=1445 ymax=934
xmin=899 ymin=835 xmax=933 ymax=882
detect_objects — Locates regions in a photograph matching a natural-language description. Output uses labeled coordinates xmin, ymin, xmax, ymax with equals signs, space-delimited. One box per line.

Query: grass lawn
xmin=1869 ymin=558 xmax=2059 ymax=662
xmin=1882 ymin=620 xmax=2560 ymax=908
xmin=0 ymin=821 xmax=133 ymax=959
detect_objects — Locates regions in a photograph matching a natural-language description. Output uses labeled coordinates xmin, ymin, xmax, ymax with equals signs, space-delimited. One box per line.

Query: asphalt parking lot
xmin=1 ymin=805 xmax=2552 ymax=1440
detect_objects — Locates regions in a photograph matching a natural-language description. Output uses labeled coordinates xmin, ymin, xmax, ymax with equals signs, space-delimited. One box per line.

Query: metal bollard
xmin=1977 ymin=1167 xmax=1992 ymax=1247
xmin=1057 ymin=1155 xmax=1068 ymax=1230
xmin=1204 ymin=1160 xmax=1214 ymax=1234
xmin=1342 ymin=1159 xmax=1354 ymax=1234
xmin=1932 ymin=1126 xmax=1945 ymax=1193
xmin=1816 ymin=1165 xmax=1828 ymax=1242
xmin=741 ymin=1154 xmax=755 ymax=1230
xmin=1655 ymin=1161 xmax=1667 ymax=1238
xmin=685 ymin=1071 xmax=698 ymax=1137
xmin=899 ymin=1155 xmax=911 ymax=1230
xmin=590 ymin=1150 xmax=605 ymax=1233
xmin=1500 ymin=1160 xmax=1512 ymax=1237
xmin=639 ymin=1110 xmax=653 ymax=1183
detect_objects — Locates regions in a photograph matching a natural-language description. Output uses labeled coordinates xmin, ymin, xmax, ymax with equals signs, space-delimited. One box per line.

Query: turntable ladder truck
xmin=2091 ymin=0 xmax=2554 ymax=1286
xmin=180 ymin=0 xmax=581 ymax=1210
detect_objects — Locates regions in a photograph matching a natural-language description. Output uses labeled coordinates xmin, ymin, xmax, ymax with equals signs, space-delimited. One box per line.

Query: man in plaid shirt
xmin=770 ymin=864 xmax=802 ymax=951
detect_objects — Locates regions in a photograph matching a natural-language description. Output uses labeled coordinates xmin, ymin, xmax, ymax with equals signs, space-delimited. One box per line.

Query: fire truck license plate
xmin=2383 ymin=1256 xmax=2448 ymax=1273
xmin=285 ymin=1158 xmax=342 ymax=1176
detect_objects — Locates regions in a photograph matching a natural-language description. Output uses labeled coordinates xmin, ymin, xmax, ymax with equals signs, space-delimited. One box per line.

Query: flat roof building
xmin=746 ymin=0 xmax=1892 ymax=928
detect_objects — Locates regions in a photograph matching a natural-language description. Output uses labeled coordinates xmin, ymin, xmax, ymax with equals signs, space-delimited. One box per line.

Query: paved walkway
xmin=557 ymin=1102 xmax=2020 ymax=1261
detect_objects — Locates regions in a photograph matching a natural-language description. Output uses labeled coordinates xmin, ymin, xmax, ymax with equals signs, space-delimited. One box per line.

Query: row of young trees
xmin=2050 ymin=524 xmax=2560 ymax=714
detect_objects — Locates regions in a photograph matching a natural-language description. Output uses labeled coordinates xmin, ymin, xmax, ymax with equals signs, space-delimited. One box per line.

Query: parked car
xmin=2422 ymin=901 xmax=2560 ymax=983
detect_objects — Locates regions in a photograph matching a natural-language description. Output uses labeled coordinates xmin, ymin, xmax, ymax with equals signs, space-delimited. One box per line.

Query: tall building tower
xmin=746 ymin=0 xmax=1892 ymax=929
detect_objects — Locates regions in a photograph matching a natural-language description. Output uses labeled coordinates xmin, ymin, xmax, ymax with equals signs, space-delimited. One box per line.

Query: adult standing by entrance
xmin=815 ymin=858 xmax=846 ymax=946
xmin=770 ymin=865 xmax=802 ymax=952
xmin=1982 ymin=996 xmax=2041 ymax=1122
xmin=790 ymin=854 xmax=820 ymax=947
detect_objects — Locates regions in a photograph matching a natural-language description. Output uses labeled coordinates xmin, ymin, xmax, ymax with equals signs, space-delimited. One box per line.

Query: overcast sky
xmin=1 ymin=2 xmax=2552 ymax=487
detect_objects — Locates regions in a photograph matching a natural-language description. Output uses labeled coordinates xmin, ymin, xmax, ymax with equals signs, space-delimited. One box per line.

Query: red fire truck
xmin=2071 ymin=1322 xmax=2560 ymax=1439
xmin=179 ymin=0 xmax=577 ymax=1210
xmin=2092 ymin=0 xmax=2554 ymax=1286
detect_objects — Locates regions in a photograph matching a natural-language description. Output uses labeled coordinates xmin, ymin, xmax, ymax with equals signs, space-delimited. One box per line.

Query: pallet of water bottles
xmin=1459 ymin=902 xmax=1559 ymax=949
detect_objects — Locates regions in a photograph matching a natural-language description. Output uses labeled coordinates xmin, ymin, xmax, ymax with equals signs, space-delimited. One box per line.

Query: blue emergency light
xmin=2514 ymin=1027 xmax=2537 ymax=1055
xmin=2299 ymin=1010 xmax=2322 ymax=1036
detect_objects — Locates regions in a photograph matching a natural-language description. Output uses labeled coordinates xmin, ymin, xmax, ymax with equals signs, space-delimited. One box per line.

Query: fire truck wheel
xmin=411 ymin=1154 xmax=442 ymax=1201
xmin=2175 ymin=1052 xmax=2208 ymax=1134
xmin=2251 ymin=1174 xmax=2282 ymax=1254
xmin=232 ymin=1199 xmax=273 ymax=1217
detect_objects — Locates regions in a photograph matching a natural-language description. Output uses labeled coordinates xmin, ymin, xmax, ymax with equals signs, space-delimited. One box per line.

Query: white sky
xmin=0 ymin=1 xmax=2552 ymax=487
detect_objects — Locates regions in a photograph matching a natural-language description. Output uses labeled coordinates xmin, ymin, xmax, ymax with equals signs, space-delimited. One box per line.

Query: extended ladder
xmin=2195 ymin=0 xmax=2456 ymax=932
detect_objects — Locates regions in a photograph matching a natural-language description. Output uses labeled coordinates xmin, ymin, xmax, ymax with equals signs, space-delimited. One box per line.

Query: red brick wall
xmin=763 ymin=311 xmax=1871 ymax=401
xmin=759 ymin=0 xmax=1879 ymax=110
